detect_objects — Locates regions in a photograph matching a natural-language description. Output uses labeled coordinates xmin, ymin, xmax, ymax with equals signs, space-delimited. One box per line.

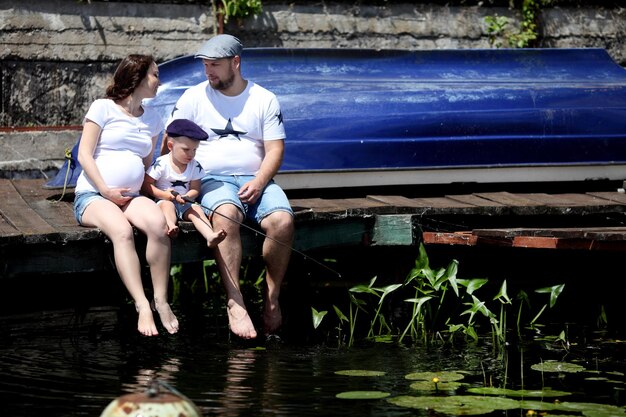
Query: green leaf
xmin=311 ymin=307 xmax=327 ymax=329
xmin=336 ymin=390 xmax=390 ymax=400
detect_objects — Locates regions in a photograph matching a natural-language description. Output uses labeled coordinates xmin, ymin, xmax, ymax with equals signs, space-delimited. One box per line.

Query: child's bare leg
xmin=184 ymin=206 xmax=227 ymax=248
xmin=158 ymin=201 xmax=179 ymax=238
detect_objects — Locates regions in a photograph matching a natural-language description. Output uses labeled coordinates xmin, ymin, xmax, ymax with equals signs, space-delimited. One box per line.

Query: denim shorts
xmin=73 ymin=191 xmax=105 ymax=224
xmin=157 ymin=199 xmax=194 ymax=220
xmin=200 ymin=175 xmax=293 ymax=224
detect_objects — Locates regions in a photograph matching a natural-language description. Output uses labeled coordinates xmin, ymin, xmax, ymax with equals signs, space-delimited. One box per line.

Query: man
xmin=164 ymin=34 xmax=295 ymax=339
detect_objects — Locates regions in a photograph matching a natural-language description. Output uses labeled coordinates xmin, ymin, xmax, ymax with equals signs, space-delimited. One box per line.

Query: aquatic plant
xmin=311 ymin=243 xmax=567 ymax=351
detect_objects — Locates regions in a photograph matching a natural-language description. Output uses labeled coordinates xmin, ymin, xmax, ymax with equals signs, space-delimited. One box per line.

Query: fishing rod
xmin=171 ymin=191 xmax=342 ymax=277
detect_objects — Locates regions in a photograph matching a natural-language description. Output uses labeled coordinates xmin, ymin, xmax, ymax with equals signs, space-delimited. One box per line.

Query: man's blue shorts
xmin=200 ymin=175 xmax=293 ymax=225
xmin=73 ymin=191 xmax=105 ymax=225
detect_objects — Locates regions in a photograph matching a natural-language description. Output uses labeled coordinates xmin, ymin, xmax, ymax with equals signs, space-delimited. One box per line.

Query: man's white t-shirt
xmin=146 ymin=153 xmax=205 ymax=198
xmin=75 ymin=99 xmax=163 ymax=195
xmin=168 ymin=80 xmax=285 ymax=175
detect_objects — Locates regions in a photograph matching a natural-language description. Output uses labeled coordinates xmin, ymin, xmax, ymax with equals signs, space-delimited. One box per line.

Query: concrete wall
xmin=1 ymin=0 xmax=625 ymax=176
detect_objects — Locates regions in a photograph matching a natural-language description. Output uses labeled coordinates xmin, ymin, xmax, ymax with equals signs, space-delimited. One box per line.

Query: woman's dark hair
xmin=105 ymin=54 xmax=155 ymax=101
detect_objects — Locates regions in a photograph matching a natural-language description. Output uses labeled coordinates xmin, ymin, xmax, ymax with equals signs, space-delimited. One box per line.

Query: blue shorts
xmin=73 ymin=191 xmax=105 ymax=224
xmin=157 ymin=199 xmax=194 ymax=220
xmin=200 ymin=175 xmax=293 ymax=225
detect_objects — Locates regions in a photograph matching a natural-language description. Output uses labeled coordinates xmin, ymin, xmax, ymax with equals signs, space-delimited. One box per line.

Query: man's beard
xmin=211 ymin=70 xmax=235 ymax=91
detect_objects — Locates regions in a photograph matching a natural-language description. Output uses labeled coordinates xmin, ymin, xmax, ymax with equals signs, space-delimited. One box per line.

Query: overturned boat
xmin=47 ymin=47 xmax=626 ymax=191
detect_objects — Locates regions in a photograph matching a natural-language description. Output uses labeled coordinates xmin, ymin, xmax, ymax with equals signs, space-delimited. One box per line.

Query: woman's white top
xmin=75 ymin=98 xmax=163 ymax=195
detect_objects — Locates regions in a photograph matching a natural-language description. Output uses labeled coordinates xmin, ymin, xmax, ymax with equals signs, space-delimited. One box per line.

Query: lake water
xmin=1 ymin=302 xmax=625 ymax=416
xmin=2 ymin=247 xmax=626 ymax=416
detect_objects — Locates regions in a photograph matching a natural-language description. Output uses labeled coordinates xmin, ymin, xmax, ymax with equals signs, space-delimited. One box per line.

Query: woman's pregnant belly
xmin=95 ymin=152 xmax=145 ymax=195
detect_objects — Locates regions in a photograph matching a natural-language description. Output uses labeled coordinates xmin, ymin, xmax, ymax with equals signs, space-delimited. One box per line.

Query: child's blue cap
xmin=167 ymin=119 xmax=208 ymax=141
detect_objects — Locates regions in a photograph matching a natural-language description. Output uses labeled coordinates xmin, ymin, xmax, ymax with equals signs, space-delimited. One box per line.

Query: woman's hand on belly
xmin=102 ymin=187 xmax=133 ymax=206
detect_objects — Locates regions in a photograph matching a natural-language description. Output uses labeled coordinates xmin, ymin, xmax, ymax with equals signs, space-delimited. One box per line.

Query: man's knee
xmin=262 ymin=211 xmax=294 ymax=236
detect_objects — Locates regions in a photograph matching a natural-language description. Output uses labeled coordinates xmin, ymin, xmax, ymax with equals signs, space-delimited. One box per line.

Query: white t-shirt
xmin=75 ymin=99 xmax=164 ymax=194
xmin=146 ymin=153 xmax=205 ymax=198
xmin=168 ymin=80 xmax=285 ymax=175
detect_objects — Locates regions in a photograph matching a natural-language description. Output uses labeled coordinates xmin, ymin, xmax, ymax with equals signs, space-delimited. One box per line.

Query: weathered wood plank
xmin=0 ymin=179 xmax=56 ymax=236
xmin=422 ymin=231 xmax=476 ymax=246
xmin=11 ymin=179 xmax=79 ymax=229
xmin=587 ymin=191 xmax=626 ymax=205
xmin=445 ymin=194 xmax=505 ymax=207
xmin=371 ymin=215 xmax=418 ymax=246
xmin=473 ymin=192 xmax=546 ymax=207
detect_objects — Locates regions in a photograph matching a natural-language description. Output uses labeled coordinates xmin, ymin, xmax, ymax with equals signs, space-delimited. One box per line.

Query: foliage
xmin=312 ymin=243 xmax=566 ymax=351
xmin=485 ymin=0 xmax=551 ymax=48
xmin=218 ymin=0 xmax=263 ymax=24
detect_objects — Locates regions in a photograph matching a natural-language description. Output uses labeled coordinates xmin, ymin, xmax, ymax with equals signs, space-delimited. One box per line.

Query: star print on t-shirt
xmin=277 ymin=111 xmax=283 ymax=125
xmin=211 ymin=118 xmax=247 ymax=140
xmin=195 ymin=161 xmax=203 ymax=173
xmin=171 ymin=180 xmax=188 ymax=188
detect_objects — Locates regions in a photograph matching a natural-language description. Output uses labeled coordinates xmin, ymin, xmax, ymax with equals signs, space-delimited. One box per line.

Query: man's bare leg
xmin=260 ymin=211 xmax=295 ymax=335
xmin=213 ymin=204 xmax=258 ymax=339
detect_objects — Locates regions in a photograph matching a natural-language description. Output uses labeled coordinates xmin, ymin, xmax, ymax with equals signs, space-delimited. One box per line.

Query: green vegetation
xmin=313 ymin=243 xmax=567 ymax=350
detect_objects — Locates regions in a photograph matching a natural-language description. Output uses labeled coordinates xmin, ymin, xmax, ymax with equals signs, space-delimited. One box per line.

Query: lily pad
xmin=520 ymin=400 xmax=626 ymax=417
xmin=409 ymin=380 xmax=463 ymax=392
xmin=336 ymin=391 xmax=390 ymax=400
xmin=404 ymin=371 xmax=465 ymax=382
xmin=335 ymin=369 xmax=386 ymax=377
xmin=530 ymin=361 xmax=586 ymax=373
xmin=467 ymin=386 xmax=571 ymax=397
xmin=388 ymin=395 xmax=519 ymax=415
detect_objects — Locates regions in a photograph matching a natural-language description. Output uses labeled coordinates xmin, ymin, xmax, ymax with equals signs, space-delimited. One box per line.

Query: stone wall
xmin=0 ymin=0 xmax=625 ymax=177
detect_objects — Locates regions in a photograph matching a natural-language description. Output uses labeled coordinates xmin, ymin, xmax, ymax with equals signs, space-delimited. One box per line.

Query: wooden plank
xmin=0 ymin=180 xmax=56 ymax=236
xmin=294 ymin=218 xmax=373 ymax=251
xmin=587 ymin=191 xmax=626 ymax=205
xmin=0 ymin=214 xmax=20 ymax=238
xmin=408 ymin=196 xmax=476 ymax=208
xmin=473 ymin=192 xmax=545 ymax=207
xmin=11 ymin=179 xmax=78 ymax=229
xmin=367 ymin=195 xmax=429 ymax=208
xmin=422 ymin=231 xmax=476 ymax=246
xmin=522 ymin=193 xmax=616 ymax=207
xmin=445 ymin=194 xmax=505 ymax=207
xmin=512 ymin=236 xmax=593 ymax=250
xmin=371 ymin=215 xmax=417 ymax=246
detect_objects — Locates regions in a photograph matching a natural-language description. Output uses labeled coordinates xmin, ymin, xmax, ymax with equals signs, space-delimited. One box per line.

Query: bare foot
xmin=263 ymin=302 xmax=282 ymax=335
xmin=206 ymin=229 xmax=227 ymax=248
xmin=166 ymin=223 xmax=179 ymax=238
xmin=152 ymin=299 xmax=179 ymax=334
xmin=227 ymin=300 xmax=257 ymax=339
xmin=136 ymin=303 xmax=159 ymax=336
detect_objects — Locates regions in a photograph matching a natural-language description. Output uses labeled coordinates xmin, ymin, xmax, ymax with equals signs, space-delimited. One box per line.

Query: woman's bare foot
xmin=227 ymin=299 xmax=257 ymax=339
xmin=152 ymin=299 xmax=179 ymax=334
xmin=136 ymin=303 xmax=159 ymax=336
xmin=263 ymin=302 xmax=282 ymax=335
xmin=166 ymin=223 xmax=179 ymax=238
xmin=206 ymin=229 xmax=227 ymax=248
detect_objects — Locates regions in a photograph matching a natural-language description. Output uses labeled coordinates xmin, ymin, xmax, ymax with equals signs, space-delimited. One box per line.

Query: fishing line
xmin=171 ymin=191 xmax=342 ymax=278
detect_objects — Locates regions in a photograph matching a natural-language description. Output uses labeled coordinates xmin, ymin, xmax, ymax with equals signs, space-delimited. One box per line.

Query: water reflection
xmin=0 ymin=306 xmax=625 ymax=417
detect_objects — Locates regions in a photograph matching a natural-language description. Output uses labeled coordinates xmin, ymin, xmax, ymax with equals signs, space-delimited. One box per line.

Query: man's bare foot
xmin=166 ymin=223 xmax=179 ymax=238
xmin=206 ymin=229 xmax=227 ymax=248
xmin=136 ymin=303 xmax=159 ymax=336
xmin=152 ymin=299 xmax=179 ymax=334
xmin=227 ymin=300 xmax=257 ymax=339
xmin=263 ymin=302 xmax=282 ymax=335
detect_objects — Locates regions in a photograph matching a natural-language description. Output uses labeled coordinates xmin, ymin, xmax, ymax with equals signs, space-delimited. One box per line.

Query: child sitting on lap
xmin=144 ymin=119 xmax=226 ymax=247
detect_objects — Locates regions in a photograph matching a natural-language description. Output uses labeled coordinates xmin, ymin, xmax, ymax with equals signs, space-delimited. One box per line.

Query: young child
xmin=144 ymin=119 xmax=226 ymax=247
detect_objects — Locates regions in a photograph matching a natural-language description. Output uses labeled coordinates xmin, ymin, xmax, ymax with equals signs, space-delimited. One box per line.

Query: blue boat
xmin=46 ymin=48 xmax=626 ymax=191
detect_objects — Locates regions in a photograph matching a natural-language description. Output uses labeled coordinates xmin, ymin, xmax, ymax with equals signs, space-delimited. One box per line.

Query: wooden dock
xmin=2 ymin=178 xmax=626 ymax=278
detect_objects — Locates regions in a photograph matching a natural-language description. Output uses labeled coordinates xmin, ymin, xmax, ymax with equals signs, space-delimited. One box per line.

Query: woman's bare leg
xmin=81 ymin=198 xmax=159 ymax=336
xmin=125 ymin=196 xmax=179 ymax=334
